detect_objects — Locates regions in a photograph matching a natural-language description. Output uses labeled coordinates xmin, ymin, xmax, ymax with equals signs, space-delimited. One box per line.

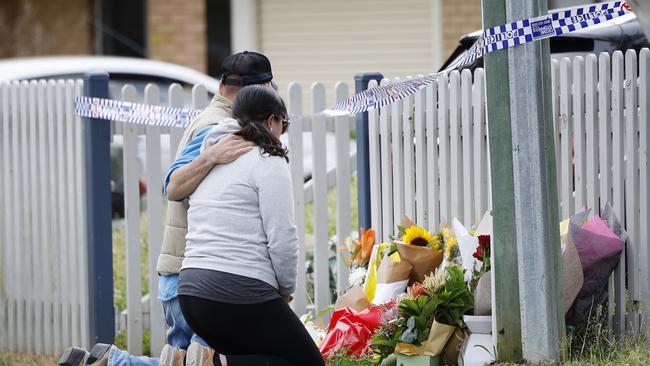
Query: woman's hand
xmin=282 ymin=294 xmax=293 ymax=304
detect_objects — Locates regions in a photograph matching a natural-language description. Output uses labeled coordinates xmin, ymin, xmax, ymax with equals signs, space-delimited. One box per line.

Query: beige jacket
xmin=156 ymin=94 xmax=232 ymax=275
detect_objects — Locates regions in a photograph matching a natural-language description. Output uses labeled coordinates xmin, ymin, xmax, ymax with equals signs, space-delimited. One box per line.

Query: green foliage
xmin=433 ymin=266 xmax=474 ymax=328
xmin=325 ymin=349 xmax=377 ymax=366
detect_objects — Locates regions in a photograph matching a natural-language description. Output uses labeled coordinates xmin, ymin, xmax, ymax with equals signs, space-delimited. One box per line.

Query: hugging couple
xmin=60 ymin=51 xmax=325 ymax=366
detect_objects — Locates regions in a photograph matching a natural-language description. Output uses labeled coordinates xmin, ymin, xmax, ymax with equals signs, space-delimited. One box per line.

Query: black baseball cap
xmin=221 ymin=51 xmax=273 ymax=86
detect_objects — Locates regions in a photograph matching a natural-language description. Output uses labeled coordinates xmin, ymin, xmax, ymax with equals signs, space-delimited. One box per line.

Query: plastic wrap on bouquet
xmin=562 ymin=239 xmax=583 ymax=313
xmin=473 ymin=270 xmax=492 ymax=316
xmin=565 ymin=203 xmax=626 ymax=326
xmin=395 ymin=243 xmax=443 ymax=284
xmin=320 ymin=304 xmax=394 ymax=359
xmin=365 ymin=243 xmax=393 ymax=302
xmin=395 ymin=320 xmax=456 ymax=357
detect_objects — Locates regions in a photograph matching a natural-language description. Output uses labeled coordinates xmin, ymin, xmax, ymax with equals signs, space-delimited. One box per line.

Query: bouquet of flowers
xmin=371 ymin=266 xmax=473 ymax=361
xmin=335 ymin=228 xmax=376 ymax=311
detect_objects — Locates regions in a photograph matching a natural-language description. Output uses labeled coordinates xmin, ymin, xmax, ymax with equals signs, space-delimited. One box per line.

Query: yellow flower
xmin=402 ymin=225 xmax=436 ymax=247
xmin=469 ymin=229 xmax=477 ymax=236
xmin=443 ymin=235 xmax=458 ymax=259
xmin=441 ymin=227 xmax=453 ymax=238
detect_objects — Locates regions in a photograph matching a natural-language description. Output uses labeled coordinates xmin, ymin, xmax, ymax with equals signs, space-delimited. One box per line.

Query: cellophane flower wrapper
xmin=565 ymin=202 xmax=626 ymax=327
xmin=319 ymin=303 xmax=396 ymax=359
xmin=364 ymin=243 xmax=393 ymax=302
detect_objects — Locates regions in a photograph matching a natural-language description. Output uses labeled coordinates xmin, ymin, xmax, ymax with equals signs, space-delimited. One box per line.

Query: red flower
xmin=473 ymin=235 xmax=491 ymax=261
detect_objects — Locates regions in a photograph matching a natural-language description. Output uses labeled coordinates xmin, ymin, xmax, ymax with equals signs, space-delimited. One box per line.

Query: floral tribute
xmin=319 ymin=218 xmax=478 ymax=365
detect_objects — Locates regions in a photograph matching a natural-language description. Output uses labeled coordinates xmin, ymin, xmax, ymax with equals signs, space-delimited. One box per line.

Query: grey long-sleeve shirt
xmin=182 ymin=123 xmax=298 ymax=296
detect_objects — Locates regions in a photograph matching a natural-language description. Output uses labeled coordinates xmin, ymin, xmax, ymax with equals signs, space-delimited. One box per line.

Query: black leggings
xmin=179 ymin=295 xmax=325 ymax=366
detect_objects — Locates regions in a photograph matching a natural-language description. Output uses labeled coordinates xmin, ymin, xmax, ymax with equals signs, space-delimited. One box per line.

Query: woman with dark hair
xmin=178 ymin=85 xmax=325 ymax=366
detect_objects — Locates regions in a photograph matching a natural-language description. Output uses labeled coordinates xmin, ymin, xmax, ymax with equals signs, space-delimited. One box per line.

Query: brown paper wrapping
xmin=334 ymin=285 xmax=371 ymax=312
xmin=395 ymin=242 xmax=443 ymax=284
xmin=440 ymin=327 xmax=467 ymax=365
xmin=562 ymin=240 xmax=584 ymax=313
xmin=400 ymin=216 xmax=416 ymax=232
xmin=396 ymin=320 xmax=456 ymax=357
xmin=377 ymin=256 xmax=413 ymax=283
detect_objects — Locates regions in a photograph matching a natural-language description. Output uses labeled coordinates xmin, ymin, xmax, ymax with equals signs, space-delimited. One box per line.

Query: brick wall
xmin=148 ymin=0 xmax=207 ymax=73
xmin=0 ymin=0 xmax=92 ymax=58
xmin=442 ymin=0 xmax=483 ymax=59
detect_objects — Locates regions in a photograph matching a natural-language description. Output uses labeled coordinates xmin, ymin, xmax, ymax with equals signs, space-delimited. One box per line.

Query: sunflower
xmin=444 ymin=236 xmax=458 ymax=260
xmin=402 ymin=225 xmax=436 ymax=247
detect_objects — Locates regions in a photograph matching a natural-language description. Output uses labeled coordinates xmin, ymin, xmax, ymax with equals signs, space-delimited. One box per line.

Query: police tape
xmin=75 ymin=96 xmax=202 ymax=128
xmin=75 ymin=1 xmax=632 ymax=125
xmin=325 ymin=0 xmax=632 ymax=115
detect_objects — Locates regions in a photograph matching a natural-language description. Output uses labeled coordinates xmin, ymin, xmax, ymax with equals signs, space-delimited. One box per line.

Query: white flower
xmin=348 ymin=267 xmax=368 ymax=288
xmin=300 ymin=314 xmax=326 ymax=346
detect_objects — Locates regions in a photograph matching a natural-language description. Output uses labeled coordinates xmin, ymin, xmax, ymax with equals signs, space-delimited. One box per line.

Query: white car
xmin=0 ymin=56 xmax=220 ymax=103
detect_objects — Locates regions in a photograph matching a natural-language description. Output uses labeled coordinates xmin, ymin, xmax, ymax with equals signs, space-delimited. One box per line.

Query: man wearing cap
xmin=59 ymin=51 xmax=276 ymax=366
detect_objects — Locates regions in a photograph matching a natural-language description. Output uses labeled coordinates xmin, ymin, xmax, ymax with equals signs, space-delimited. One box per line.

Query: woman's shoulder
xmin=250 ymin=150 xmax=290 ymax=175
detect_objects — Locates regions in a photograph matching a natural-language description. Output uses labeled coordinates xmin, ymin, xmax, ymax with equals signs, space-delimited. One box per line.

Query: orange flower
xmin=411 ymin=282 xmax=427 ymax=298
xmin=354 ymin=228 xmax=375 ymax=267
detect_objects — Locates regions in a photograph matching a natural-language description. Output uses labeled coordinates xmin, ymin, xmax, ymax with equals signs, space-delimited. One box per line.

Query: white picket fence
xmin=0 ymin=80 xmax=89 ymax=355
xmin=367 ymin=49 xmax=650 ymax=338
xmin=1 ymin=48 xmax=650 ymax=357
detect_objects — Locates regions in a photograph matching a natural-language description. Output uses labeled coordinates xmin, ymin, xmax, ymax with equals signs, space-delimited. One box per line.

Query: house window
xmin=97 ymin=0 xmax=147 ymax=57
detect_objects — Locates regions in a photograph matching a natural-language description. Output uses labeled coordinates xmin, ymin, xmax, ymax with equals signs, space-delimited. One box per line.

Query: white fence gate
xmin=1 ymin=48 xmax=650 ymax=357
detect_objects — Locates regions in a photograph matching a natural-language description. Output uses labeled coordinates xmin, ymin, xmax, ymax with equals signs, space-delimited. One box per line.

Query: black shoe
xmin=58 ymin=347 xmax=88 ymax=366
xmin=86 ymin=343 xmax=112 ymax=366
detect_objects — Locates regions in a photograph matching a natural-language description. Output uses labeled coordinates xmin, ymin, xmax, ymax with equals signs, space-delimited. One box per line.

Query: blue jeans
xmin=162 ymin=297 xmax=207 ymax=348
xmin=107 ymin=297 xmax=207 ymax=366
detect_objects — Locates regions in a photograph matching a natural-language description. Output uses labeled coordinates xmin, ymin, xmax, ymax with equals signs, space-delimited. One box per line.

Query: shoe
xmin=86 ymin=343 xmax=112 ymax=366
xmin=185 ymin=342 xmax=215 ymax=366
xmin=58 ymin=346 xmax=88 ymax=366
xmin=159 ymin=344 xmax=186 ymax=366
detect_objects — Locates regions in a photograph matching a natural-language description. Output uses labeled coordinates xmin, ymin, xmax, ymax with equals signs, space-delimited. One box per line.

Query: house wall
xmin=148 ymin=0 xmax=207 ymax=73
xmin=0 ymin=0 xmax=92 ymax=59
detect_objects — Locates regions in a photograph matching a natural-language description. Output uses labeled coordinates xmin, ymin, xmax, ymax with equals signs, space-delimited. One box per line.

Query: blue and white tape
xmin=325 ymin=0 xmax=632 ymax=115
xmin=75 ymin=96 xmax=202 ymax=128
xmin=75 ymin=1 xmax=632 ymax=124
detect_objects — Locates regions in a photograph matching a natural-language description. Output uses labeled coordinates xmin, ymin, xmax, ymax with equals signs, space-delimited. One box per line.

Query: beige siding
xmin=259 ymin=0 xmax=440 ymax=109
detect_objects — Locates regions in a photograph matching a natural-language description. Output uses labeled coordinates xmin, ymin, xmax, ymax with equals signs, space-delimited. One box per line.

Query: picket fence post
xmin=83 ymin=72 xmax=115 ymax=345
